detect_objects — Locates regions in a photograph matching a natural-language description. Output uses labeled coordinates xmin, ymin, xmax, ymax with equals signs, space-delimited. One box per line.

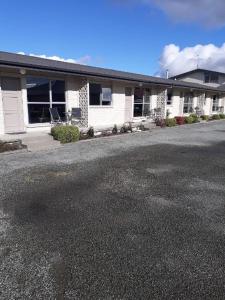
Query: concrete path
xmin=0 ymin=130 xmax=61 ymax=152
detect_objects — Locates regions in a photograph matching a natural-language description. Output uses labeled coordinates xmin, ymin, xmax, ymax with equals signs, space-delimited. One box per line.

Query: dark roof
xmin=170 ymin=68 xmax=225 ymax=80
xmin=0 ymin=51 xmax=223 ymax=93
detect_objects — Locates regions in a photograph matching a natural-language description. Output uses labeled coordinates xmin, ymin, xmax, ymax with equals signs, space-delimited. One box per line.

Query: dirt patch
xmin=0 ymin=140 xmax=27 ymax=153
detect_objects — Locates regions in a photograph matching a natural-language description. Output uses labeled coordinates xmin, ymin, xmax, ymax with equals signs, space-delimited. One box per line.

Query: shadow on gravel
xmin=1 ymin=141 xmax=225 ymax=299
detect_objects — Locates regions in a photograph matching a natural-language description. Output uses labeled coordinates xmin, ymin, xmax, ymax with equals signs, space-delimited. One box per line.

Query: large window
xmin=89 ymin=83 xmax=112 ymax=106
xmin=183 ymin=93 xmax=193 ymax=113
xmin=204 ymin=72 xmax=219 ymax=84
xmin=212 ymin=95 xmax=219 ymax=112
xmin=27 ymin=77 xmax=66 ymax=124
xmin=133 ymin=88 xmax=150 ymax=117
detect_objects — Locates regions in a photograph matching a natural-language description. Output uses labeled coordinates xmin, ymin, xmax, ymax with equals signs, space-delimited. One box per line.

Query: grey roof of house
xmin=170 ymin=68 xmax=225 ymax=80
xmin=0 ymin=51 xmax=223 ymax=93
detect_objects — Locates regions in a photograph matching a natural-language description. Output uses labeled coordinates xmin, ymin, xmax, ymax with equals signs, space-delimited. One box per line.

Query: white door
xmin=2 ymin=77 xmax=24 ymax=133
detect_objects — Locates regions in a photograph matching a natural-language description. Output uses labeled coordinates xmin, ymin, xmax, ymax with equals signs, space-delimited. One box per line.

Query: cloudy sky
xmin=1 ymin=0 xmax=225 ymax=76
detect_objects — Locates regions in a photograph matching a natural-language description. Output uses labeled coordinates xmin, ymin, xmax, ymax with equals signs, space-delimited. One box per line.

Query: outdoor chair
xmin=71 ymin=108 xmax=84 ymax=125
xmin=49 ymin=107 xmax=63 ymax=125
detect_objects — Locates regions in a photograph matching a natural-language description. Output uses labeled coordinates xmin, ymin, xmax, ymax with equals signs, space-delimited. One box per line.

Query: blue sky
xmin=1 ymin=0 xmax=225 ymax=76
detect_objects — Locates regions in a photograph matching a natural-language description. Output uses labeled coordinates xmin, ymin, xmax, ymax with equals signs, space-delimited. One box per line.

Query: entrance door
xmin=1 ymin=77 xmax=24 ymax=133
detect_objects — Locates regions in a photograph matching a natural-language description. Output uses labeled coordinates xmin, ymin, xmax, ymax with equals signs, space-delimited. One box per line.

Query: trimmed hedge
xmin=212 ymin=114 xmax=220 ymax=120
xmin=51 ymin=125 xmax=80 ymax=144
xmin=165 ymin=118 xmax=177 ymax=127
xmin=201 ymin=115 xmax=209 ymax=121
xmin=219 ymin=114 xmax=225 ymax=119
xmin=189 ymin=114 xmax=199 ymax=123
xmin=184 ymin=116 xmax=194 ymax=124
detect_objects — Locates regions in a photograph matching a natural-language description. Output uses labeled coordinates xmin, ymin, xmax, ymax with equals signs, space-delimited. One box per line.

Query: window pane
xmin=167 ymin=93 xmax=172 ymax=105
xmin=134 ymin=104 xmax=143 ymax=117
xmin=102 ymin=87 xmax=111 ymax=100
xmin=134 ymin=88 xmax=143 ymax=103
xmin=52 ymin=80 xmax=65 ymax=102
xmin=144 ymin=89 xmax=151 ymax=103
xmin=52 ymin=104 xmax=66 ymax=121
xmin=102 ymin=87 xmax=112 ymax=105
xmin=27 ymin=77 xmax=50 ymax=102
xmin=143 ymin=104 xmax=150 ymax=116
xmin=28 ymin=104 xmax=50 ymax=123
xmin=90 ymin=83 xmax=101 ymax=105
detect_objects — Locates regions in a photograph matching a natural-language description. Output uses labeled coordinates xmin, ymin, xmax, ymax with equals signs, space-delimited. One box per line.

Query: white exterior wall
xmin=0 ymin=79 xmax=4 ymax=134
xmin=66 ymin=78 xmax=79 ymax=111
xmin=88 ymin=82 xmax=126 ymax=128
xmin=166 ymin=90 xmax=182 ymax=117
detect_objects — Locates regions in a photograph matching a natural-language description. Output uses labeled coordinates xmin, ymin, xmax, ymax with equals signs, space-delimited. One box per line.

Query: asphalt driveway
xmin=1 ymin=121 xmax=225 ymax=299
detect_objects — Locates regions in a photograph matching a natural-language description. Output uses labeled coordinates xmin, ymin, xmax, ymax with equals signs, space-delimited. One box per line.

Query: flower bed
xmin=175 ymin=116 xmax=185 ymax=125
xmin=0 ymin=140 xmax=27 ymax=153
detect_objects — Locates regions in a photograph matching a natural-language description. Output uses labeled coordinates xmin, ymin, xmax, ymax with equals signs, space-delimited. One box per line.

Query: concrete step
xmin=21 ymin=133 xmax=61 ymax=152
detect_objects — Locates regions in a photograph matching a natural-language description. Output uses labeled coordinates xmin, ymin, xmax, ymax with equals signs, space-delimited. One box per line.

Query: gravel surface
xmin=1 ymin=121 xmax=225 ymax=299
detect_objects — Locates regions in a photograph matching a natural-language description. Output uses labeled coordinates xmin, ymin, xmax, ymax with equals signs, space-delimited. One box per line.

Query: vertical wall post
xmin=78 ymin=78 xmax=89 ymax=127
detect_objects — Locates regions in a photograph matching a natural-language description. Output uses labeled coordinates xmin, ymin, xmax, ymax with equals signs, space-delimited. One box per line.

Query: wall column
xmin=156 ymin=88 xmax=167 ymax=118
xmin=78 ymin=78 xmax=89 ymax=127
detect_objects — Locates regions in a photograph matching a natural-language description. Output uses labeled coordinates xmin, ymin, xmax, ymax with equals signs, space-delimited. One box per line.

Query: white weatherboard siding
xmin=88 ymin=83 xmax=126 ymax=128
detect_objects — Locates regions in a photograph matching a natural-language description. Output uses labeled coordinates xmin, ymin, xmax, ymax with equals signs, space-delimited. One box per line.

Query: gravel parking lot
xmin=1 ymin=121 xmax=225 ymax=299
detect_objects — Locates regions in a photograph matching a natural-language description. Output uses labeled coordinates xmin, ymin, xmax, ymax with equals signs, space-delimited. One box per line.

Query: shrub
xmin=120 ymin=123 xmax=132 ymax=133
xmin=165 ymin=118 xmax=177 ymax=127
xmin=212 ymin=114 xmax=220 ymax=120
xmin=201 ymin=115 xmax=209 ymax=121
xmin=112 ymin=124 xmax=118 ymax=134
xmin=51 ymin=125 xmax=79 ymax=144
xmin=155 ymin=118 xmax=166 ymax=127
xmin=138 ymin=124 xmax=146 ymax=131
xmin=219 ymin=114 xmax=225 ymax=119
xmin=87 ymin=127 xmax=95 ymax=138
xmin=184 ymin=116 xmax=194 ymax=124
xmin=175 ymin=116 xmax=185 ymax=125
xmin=189 ymin=114 xmax=199 ymax=123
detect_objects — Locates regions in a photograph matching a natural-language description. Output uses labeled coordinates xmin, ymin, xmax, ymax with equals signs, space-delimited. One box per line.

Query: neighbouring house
xmin=0 ymin=51 xmax=225 ymax=135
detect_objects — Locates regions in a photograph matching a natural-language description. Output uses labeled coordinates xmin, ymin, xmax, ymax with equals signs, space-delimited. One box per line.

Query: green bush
xmin=219 ymin=114 xmax=225 ymax=119
xmin=212 ymin=114 xmax=220 ymax=120
xmin=184 ymin=116 xmax=194 ymax=124
xmin=201 ymin=115 xmax=209 ymax=121
xmin=165 ymin=118 xmax=177 ymax=127
xmin=189 ymin=114 xmax=199 ymax=123
xmin=51 ymin=125 xmax=80 ymax=144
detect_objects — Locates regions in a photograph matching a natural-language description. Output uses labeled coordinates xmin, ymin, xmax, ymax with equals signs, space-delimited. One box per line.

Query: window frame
xmin=26 ymin=76 xmax=66 ymax=124
xmin=133 ymin=87 xmax=151 ymax=117
xmin=204 ymin=72 xmax=219 ymax=84
xmin=212 ymin=95 xmax=219 ymax=112
xmin=89 ymin=83 xmax=113 ymax=107
xmin=183 ymin=93 xmax=194 ymax=114
xmin=167 ymin=91 xmax=173 ymax=106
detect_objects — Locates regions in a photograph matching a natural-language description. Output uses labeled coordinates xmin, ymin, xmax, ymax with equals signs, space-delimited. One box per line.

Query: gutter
xmin=0 ymin=61 xmax=223 ymax=93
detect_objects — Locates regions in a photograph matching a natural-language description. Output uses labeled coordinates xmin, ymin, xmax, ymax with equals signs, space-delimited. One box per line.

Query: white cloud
xmin=116 ymin=0 xmax=225 ymax=27
xmin=151 ymin=0 xmax=225 ymax=27
xmin=17 ymin=52 xmax=91 ymax=65
xmin=159 ymin=43 xmax=225 ymax=77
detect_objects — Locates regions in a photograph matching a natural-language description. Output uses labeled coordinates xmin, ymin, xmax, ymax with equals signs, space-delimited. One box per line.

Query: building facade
xmin=0 ymin=51 xmax=225 ymax=135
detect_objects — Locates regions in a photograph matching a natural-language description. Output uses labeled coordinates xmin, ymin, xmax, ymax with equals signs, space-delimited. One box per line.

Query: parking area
xmin=1 ymin=121 xmax=225 ymax=299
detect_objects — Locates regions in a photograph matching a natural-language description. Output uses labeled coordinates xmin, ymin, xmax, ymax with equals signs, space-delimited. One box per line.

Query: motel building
xmin=0 ymin=51 xmax=225 ymax=135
